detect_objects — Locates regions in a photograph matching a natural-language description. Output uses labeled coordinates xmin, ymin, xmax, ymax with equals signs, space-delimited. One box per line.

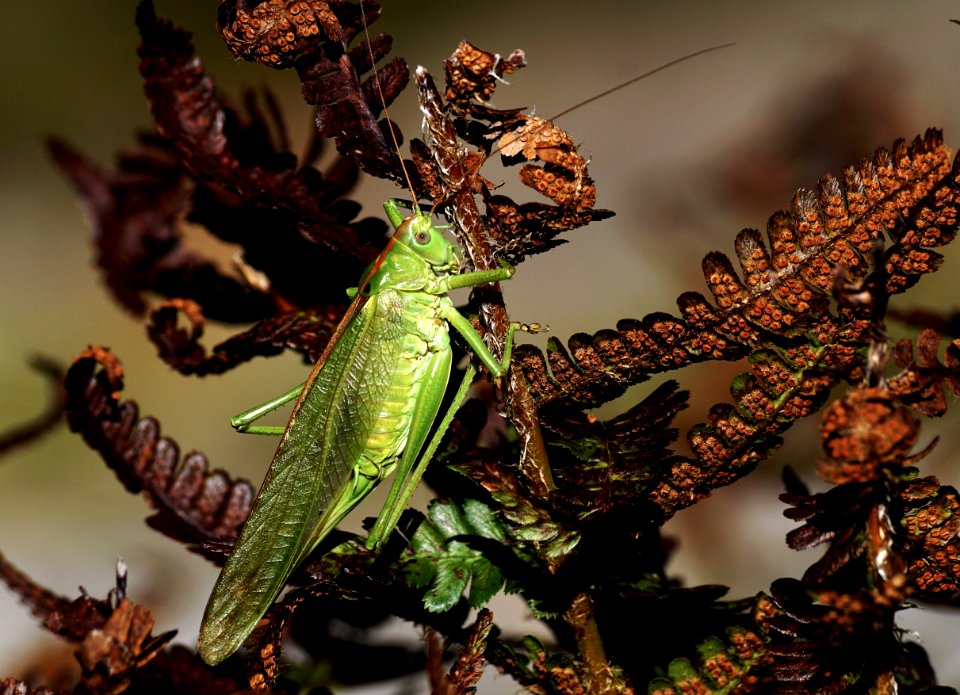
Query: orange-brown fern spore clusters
xmin=899 ymin=480 xmax=960 ymax=596
xmin=443 ymin=41 xmax=504 ymax=103
xmin=218 ymin=0 xmax=337 ymax=67
xmin=818 ymin=387 xmax=919 ymax=484
xmin=518 ymin=131 xmax=959 ymax=520
xmin=500 ymin=115 xmax=598 ymax=210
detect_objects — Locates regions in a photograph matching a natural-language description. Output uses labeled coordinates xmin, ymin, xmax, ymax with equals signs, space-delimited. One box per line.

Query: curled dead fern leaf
xmin=64 ymin=348 xmax=253 ymax=555
xmin=274 ymin=0 xmax=416 ymax=184
xmin=0 ymin=551 xmax=80 ymax=638
xmin=47 ymin=134 xmax=277 ymax=321
xmin=749 ymin=576 xmax=945 ymax=693
xmin=416 ymin=50 xmax=613 ymax=266
xmin=0 ymin=554 xmax=247 ymax=693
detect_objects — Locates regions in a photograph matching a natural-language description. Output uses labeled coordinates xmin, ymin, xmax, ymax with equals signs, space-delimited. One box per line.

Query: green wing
xmin=199 ymin=291 xmax=414 ymax=664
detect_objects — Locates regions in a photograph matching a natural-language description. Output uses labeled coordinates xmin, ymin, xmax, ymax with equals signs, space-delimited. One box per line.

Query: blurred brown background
xmin=2 ymin=1 xmax=960 ymax=690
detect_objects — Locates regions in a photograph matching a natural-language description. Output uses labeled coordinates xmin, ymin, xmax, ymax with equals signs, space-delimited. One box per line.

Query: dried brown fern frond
xmin=897 ymin=476 xmax=960 ymax=599
xmin=521 ymin=130 xmax=956 ymax=409
xmin=518 ymin=130 xmax=960 ymax=519
xmin=146 ymin=299 xmax=345 ymax=375
xmin=47 ymin=134 xmax=278 ymax=321
xmin=413 ymin=53 xmax=615 ymax=496
xmin=749 ymin=577 xmax=926 ymax=692
xmin=218 ymin=0 xmax=339 ymax=68
xmin=217 ymin=0 xmax=416 ymax=184
xmin=53 ymin=2 xmax=404 ymax=376
xmin=887 ymin=327 xmax=960 ymax=416
xmin=425 ymin=609 xmax=494 ymax=695
xmin=0 ymin=680 xmax=66 ymax=695
xmin=415 ymin=45 xmax=613 ymax=265
xmin=64 ymin=348 xmax=253 ymax=556
xmin=138 ymin=0 xmax=384 ymax=264
xmin=0 ymin=555 xmax=248 ymax=693
xmin=642 ymin=392 xmax=945 ymax=693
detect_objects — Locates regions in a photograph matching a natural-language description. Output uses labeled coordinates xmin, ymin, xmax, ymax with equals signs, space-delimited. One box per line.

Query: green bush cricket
xmin=196 ymin=25 xmax=732 ymax=663
xmin=198 ymin=197 xmax=532 ymax=665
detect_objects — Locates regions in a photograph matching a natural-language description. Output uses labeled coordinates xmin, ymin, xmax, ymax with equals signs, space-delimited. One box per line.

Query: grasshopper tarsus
xmin=514 ymin=321 xmax=546 ymax=334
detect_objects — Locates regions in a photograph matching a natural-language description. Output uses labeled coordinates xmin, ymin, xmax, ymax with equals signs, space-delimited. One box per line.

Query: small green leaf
xmin=423 ymin=548 xmax=471 ymax=612
xmin=467 ymin=558 xmax=503 ymax=609
xmin=402 ymin=499 xmax=508 ymax=613
xmin=463 ymin=497 xmax=506 ymax=541
xmin=429 ymin=500 xmax=471 ymax=537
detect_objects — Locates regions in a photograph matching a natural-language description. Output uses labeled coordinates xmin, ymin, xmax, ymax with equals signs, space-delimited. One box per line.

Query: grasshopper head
xmin=395 ymin=213 xmax=461 ymax=273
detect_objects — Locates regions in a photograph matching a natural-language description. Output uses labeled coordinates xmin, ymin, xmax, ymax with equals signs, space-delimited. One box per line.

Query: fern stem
xmin=415 ymin=66 xmax=555 ymax=496
xmin=564 ymin=592 xmax=630 ymax=695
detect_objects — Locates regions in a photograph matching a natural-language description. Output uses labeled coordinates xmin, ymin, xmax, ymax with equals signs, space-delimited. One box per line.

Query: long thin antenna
xmin=357 ymin=6 xmax=733 ymax=204
xmin=359 ymin=0 xmax=420 ymax=212
xmin=485 ymin=43 xmax=736 ymax=162
xmin=547 ymin=43 xmax=735 ymax=123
